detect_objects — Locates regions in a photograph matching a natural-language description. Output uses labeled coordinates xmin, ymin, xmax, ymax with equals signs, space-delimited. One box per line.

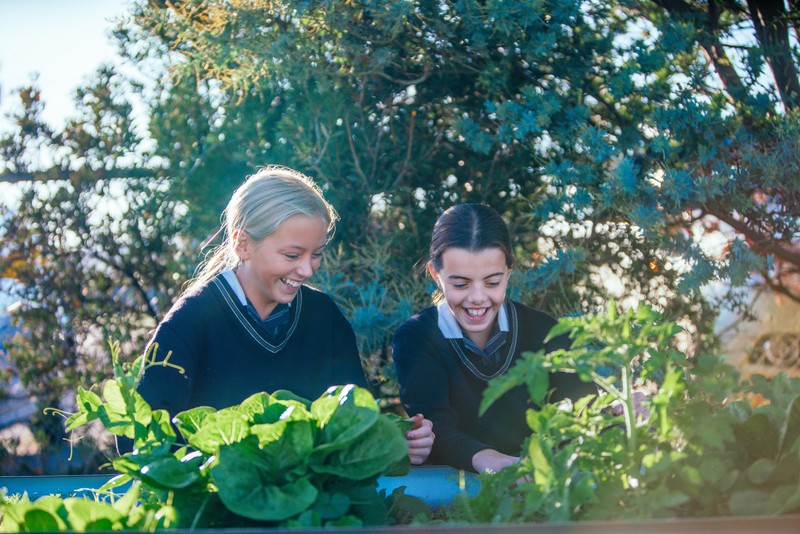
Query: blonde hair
xmin=184 ymin=165 xmax=337 ymax=295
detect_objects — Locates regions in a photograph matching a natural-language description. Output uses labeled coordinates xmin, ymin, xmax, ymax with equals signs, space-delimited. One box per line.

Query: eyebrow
xmin=447 ymin=272 xmax=505 ymax=281
xmin=282 ymin=244 xmax=327 ymax=252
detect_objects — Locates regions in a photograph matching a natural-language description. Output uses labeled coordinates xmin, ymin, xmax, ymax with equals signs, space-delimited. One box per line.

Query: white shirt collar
xmin=437 ymin=299 xmax=509 ymax=339
xmin=220 ymin=268 xmax=295 ymax=308
xmin=221 ymin=269 xmax=248 ymax=306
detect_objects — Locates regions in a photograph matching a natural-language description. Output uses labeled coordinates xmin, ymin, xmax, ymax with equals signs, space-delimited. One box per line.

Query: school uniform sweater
xmin=139 ymin=274 xmax=367 ymax=415
xmin=392 ymin=300 xmax=595 ymax=471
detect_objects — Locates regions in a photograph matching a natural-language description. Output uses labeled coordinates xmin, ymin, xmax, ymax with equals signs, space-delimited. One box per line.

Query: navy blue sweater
xmin=392 ymin=301 xmax=595 ymax=471
xmin=139 ymin=275 xmax=367 ymax=414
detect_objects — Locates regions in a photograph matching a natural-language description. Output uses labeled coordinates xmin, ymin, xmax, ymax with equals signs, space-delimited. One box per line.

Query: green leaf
xmin=251 ymin=419 xmax=314 ymax=472
xmin=779 ymin=395 xmax=800 ymax=454
xmin=312 ymin=415 xmax=408 ymax=480
xmin=527 ymin=437 xmax=554 ymax=486
xmin=734 ymin=413 xmax=779 ymax=459
xmin=769 ymin=483 xmax=800 ymax=514
xmin=112 ymin=451 xmax=174 ymax=479
xmin=480 ymin=350 xmax=547 ymax=415
xmin=97 ymin=380 xmax=152 ymax=439
xmin=64 ymin=499 xmax=124 ymax=532
xmin=698 ymin=457 xmax=728 ymax=485
xmin=138 ymin=455 xmax=202 ymax=490
xmin=747 ymin=458 xmax=775 ymax=485
xmin=544 ymin=320 xmax=576 ymax=342
xmin=526 ymin=364 xmax=551 ymax=406
xmin=312 ymin=492 xmax=351 ymax=520
xmin=385 ymin=486 xmax=432 ymax=524
xmin=569 ymin=472 xmax=596 ymax=509
xmin=234 ymin=391 xmax=302 ymax=424
xmin=188 ymin=411 xmax=251 ymax=453
xmin=212 ymin=439 xmax=318 ymax=521
xmin=22 ymin=508 xmax=63 ymax=532
xmin=311 ymin=385 xmax=379 ymax=453
xmin=728 ymin=489 xmax=771 ymax=516
xmin=111 ymin=482 xmax=141 ymax=516
xmin=135 ymin=409 xmax=176 ymax=452
xmin=325 ymin=515 xmax=363 ymax=527
xmin=286 ymin=510 xmax=322 ymax=528
xmin=173 ymin=406 xmax=216 ymax=441
xmin=333 ymin=480 xmax=389 ymax=526
xmin=272 ymin=389 xmax=313 ymax=408
xmin=65 ymin=387 xmax=104 ymax=431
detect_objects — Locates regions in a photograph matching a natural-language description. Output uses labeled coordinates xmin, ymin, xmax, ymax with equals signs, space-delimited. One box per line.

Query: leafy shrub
xmin=447 ymin=304 xmax=800 ymax=523
xmin=313 ymin=239 xmax=430 ymax=412
xmin=0 ymin=343 xmax=420 ymax=531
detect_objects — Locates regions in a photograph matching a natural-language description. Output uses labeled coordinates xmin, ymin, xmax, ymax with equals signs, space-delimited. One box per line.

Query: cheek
xmin=491 ymin=284 xmax=508 ymax=302
xmin=442 ymin=289 xmax=464 ymax=306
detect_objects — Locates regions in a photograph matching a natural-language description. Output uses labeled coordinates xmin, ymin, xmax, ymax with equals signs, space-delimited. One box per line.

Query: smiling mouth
xmin=281 ymin=278 xmax=302 ymax=288
xmin=465 ymin=308 xmax=488 ymax=319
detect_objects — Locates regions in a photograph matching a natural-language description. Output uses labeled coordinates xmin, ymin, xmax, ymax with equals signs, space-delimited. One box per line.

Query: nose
xmin=296 ymin=255 xmax=314 ymax=278
xmin=468 ymin=285 xmax=487 ymax=304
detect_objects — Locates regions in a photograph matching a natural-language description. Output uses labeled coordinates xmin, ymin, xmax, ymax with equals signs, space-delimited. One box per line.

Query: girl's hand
xmin=471 ymin=448 xmax=519 ymax=473
xmin=405 ymin=413 xmax=434 ymax=465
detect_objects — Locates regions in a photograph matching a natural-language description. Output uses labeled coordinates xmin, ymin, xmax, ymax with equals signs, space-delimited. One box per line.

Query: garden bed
xmin=2 ymin=470 xmax=798 ymax=533
xmin=0 ymin=466 xmax=473 ymax=509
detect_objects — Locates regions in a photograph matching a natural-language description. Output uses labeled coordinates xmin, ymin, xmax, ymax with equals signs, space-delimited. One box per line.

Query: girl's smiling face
xmin=429 ymin=247 xmax=511 ymax=349
xmin=235 ymin=214 xmax=328 ymax=319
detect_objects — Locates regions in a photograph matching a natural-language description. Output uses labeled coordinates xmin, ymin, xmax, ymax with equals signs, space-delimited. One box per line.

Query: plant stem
xmin=622 ymin=364 xmax=636 ymax=453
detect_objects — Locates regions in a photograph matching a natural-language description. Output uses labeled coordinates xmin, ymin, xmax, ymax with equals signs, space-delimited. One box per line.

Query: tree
xmin=4 ymin=0 xmax=800 ymax=462
xmin=0 ymin=68 xmax=192 ymax=450
xmin=123 ymin=0 xmax=798 ymax=320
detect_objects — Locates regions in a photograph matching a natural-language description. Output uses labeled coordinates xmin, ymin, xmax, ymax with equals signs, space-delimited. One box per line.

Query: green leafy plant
xmin=1 ymin=342 xmax=420 ymax=531
xmin=0 ymin=482 xmax=172 ymax=532
xmin=448 ymin=304 xmax=800 ymax=523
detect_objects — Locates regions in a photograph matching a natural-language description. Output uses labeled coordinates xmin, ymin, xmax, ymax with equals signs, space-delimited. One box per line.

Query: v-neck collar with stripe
xmin=211 ymin=269 xmax=303 ymax=353
xmin=436 ymin=299 xmax=518 ymax=381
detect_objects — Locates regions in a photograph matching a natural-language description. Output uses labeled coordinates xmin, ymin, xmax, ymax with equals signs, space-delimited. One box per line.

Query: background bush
xmin=2 ymin=0 xmax=799 ymax=472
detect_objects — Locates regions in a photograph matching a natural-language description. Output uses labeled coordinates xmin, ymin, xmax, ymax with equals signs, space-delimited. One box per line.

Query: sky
xmin=0 ymin=0 xmax=132 ymax=206
xmin=0 ymin=0 xmax=132 ymax=131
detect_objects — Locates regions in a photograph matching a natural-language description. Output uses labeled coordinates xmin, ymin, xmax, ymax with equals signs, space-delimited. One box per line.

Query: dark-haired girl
xmin=392 ymin=203 xmax=594 ymax=473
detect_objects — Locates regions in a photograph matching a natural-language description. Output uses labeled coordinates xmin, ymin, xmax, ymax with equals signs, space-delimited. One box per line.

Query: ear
xmin=427 ymin=263 xmax=441 ymax=286
xmin=233 ymin=230 xmax=251 ymax=261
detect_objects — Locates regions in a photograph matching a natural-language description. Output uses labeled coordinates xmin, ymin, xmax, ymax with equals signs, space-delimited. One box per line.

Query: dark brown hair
xmin=428 ymin=203 xmax=513 ymax=271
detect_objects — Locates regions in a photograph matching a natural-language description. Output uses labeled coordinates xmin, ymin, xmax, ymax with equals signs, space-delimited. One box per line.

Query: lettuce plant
xmin=1 ymin=342 xmax=415 ymax=531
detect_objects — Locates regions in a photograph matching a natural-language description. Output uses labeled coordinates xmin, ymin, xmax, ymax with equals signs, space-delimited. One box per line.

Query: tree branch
xmin=704 ymin=203 xmax=800 ymax=266
xmin=0 ymin=167 xmax=155 ymax=184
xmin=746 ymin=0 xmax=800 ymax=110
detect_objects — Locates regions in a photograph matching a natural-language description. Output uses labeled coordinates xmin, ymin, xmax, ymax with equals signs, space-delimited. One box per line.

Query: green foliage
xmin=449 ymin=304 xmax=800 ymax=522
xmin=0 ymin=342 xmax=419 ymax=531
xmin=0 ymin=71 xmax=193 ymax=450
xmin=312 ymin=239 xmax=430 ymax=410
xmin=4 ymin=0 xmax=800 ymax=473
xmin=0 ymin=483 xmax=174 ymax=532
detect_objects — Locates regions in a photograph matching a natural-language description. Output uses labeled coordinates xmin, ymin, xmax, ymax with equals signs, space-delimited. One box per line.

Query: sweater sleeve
xmin=392 ymin=320 xmax=490 ymax=471
xmin=138 ymin=321 xmax=197 ymax=416
xmin=328 ymin=300 xmax=368 ymax=390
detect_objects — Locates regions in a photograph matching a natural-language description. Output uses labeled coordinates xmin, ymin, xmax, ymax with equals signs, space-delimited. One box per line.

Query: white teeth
xmin=283 ymin=279 xmax=301 ymax=288
xmin=466 ymin=308 xmax=485 ymax=317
